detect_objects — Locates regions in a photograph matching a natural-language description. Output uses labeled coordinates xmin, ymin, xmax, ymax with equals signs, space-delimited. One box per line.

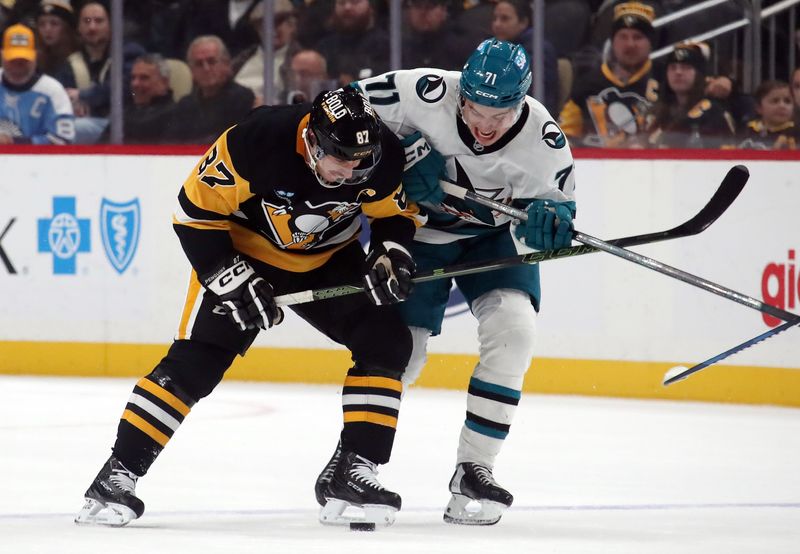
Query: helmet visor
xmin=304 ymin=127 xmax=382 ymax=187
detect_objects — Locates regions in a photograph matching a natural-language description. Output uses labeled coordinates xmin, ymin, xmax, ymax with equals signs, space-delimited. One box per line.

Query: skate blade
xmin=443 ymin=494 xmax=506 ymax=526
xmin=74 ymin=498 xmax=138 ymax=527
xmin=319 ymin=498 xmax=397 ymax=527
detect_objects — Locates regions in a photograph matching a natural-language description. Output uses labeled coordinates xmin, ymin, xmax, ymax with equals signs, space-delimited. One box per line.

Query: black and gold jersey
xmin=172 ymin=103 xmax=423 ymax=274
xmin=647 ymin=98 xmax=736 ymax=149
xmin=559 ymin=61 xmax=659 ymax=147
xmin=738 ymin=120 xmax=800 ymax=150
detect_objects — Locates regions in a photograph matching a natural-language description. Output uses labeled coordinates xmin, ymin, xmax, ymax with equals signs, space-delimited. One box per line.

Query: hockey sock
xmin=458 ymin=376 xmax=521 ymax=466
xmin=113 ymin=374 xmax=196 ymax=476
xmin=340 ymin=366 xmax=403 ymax=464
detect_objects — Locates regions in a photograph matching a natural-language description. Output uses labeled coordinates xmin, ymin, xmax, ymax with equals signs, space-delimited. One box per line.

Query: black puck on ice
xmin=349 ymin=522 xmax=376 ymax=532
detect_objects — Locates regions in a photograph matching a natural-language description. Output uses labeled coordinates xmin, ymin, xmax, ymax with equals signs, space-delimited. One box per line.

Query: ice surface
xmin=1 ymin=375 xmax=798 ymax=554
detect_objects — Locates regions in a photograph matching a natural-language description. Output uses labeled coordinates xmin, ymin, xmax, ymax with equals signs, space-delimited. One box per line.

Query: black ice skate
xmin=443 ymin=462 xmax=513 ymax=525
xmin=318 ymin=451 xmax=401 ymax=527
xmin=314 ymin=440 xmax=342 ymax=506
xmin=74 ymin=455 xmax=145 ymax=527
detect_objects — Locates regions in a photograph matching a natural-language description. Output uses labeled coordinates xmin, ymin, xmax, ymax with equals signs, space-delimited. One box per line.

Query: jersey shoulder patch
xmin=414 ymin=73 xmax=448 ymax=104
xmin=541 ymin=120 xmax=567 ymax=149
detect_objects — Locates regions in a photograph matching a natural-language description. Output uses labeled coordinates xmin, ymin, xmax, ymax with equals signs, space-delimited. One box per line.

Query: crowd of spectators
xmin=0 ymin=0 xmax=797 ymax=149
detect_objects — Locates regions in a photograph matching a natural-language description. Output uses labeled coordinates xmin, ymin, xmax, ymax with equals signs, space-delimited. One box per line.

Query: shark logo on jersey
xmin=100 ymin=198 xmax=141 ymax=274
xmin=415 ymin=75 xmax=447 ymax=104
xmin=541 ymin=121 xmax=566 ymax=149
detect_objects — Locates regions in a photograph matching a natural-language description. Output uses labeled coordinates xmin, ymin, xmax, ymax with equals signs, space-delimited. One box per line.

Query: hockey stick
xmin=662 ymin=318 xmax=800 ymax=385
xmin=273 ymin=166 xmax=746 ymax=307
xmin=439 ymin=166 xmax=798 ymax=324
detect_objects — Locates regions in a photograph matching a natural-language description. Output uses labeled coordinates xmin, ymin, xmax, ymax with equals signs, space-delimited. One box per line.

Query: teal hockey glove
xmin=514 ymin=200 xmax=576 ymax=250
xmin=401 ymin=131 xmax=446 ymax=204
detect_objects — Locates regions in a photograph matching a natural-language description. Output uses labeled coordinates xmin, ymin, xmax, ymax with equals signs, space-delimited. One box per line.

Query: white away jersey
xmin=0 ymin=71 xmax=75 ymax=145
xmin=357 ymin=68 xmax=576 ymax=243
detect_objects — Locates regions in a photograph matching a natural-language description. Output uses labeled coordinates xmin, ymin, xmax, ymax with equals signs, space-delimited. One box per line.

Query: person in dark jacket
xmin=645 ymin=42 xmax=735 ymax=149
xmin=54 ymin=0 xmax=145 ymax=143
xmin=402 ymin=0 xmax=479 ymax=70
xmin=314 ymin=0 xmax=389 ymax=85
xmin=166 ymin=35 xmax=255 ymax=144
xmin=100 ymin=53 xmax=175 ymax=144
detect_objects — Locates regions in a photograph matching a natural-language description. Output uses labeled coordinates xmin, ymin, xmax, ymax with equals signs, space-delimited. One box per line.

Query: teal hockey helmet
xmin=459 ymin=38 xmax=532 ymax=108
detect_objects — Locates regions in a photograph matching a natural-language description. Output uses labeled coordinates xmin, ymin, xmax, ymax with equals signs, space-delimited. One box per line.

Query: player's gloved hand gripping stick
xmin=438 ymin=172 xmax=798 ymax=323
xmin=363 ymin=241 xmax=416 ymax=305
xmin=438 ymin=168 xmax=800 ymax=385
xmin=201 ymin=254 xmax=284 ymax=331
xmin=515 ymin=199 xmax=576 ymax=250
xmin=272 ymin=165 xmax=748 ymax=308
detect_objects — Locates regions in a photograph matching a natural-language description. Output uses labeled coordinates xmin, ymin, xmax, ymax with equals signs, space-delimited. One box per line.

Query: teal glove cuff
xmin=401 ymin=131 xmax=446 ymax=204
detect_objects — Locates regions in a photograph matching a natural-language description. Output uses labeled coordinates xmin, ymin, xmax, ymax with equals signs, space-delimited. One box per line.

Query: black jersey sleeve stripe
xmin=366 ymin=215 xmax=417 ymax=252
xmin=173 ymin=224 xmax=234 ymax=276
xmin=178 ymin=188 xmax=229 ymax=222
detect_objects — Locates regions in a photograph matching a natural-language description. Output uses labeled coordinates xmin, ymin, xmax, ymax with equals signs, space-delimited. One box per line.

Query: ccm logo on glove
xmin=202 ymin=255 xmax=284 ymax=331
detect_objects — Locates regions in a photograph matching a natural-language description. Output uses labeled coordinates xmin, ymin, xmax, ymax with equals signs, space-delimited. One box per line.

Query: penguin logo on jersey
xmin=541 ymin=121 xmax=566 ymax=149
xmin=415 ymin=75 xmax=447 ymax=104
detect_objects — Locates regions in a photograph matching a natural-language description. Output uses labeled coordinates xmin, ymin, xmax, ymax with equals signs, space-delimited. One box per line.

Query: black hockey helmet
xmin=304 ymin=88 xmax=382 ymax=187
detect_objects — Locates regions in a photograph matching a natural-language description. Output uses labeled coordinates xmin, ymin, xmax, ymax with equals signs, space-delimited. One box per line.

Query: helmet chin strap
xmin=302 ymin=126 xmax=345 ymax=188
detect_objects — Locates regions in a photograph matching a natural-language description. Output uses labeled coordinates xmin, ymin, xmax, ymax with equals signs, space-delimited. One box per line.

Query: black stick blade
xmin=678 ymin=164 xmax=749 ymax=235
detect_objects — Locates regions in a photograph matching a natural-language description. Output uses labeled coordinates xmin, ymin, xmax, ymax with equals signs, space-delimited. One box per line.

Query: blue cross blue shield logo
xmin=100 ymin=198 xmax=141 ymax=274
xmin=38 ymin=196 xmax=91 ymax=275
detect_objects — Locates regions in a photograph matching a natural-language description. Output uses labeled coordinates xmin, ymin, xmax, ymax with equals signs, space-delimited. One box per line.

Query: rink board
xmin=0 ymin=150 xmax=798 ymax=406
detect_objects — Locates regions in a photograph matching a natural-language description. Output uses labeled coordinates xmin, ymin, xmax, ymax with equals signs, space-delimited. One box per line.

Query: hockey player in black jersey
xmin=75 ymin=88 xmax=424 ymax=528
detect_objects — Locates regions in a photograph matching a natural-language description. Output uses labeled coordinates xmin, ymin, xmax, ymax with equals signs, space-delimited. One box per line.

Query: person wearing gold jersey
xmin=75 ymin=88 xmax=425 ymax=528
xmin=559 ymin=1 xmax=658 ymax=147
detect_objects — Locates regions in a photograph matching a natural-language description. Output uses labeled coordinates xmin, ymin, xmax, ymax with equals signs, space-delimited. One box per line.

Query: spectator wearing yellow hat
xmin=0 ymin=23 xmax=75 ymax=144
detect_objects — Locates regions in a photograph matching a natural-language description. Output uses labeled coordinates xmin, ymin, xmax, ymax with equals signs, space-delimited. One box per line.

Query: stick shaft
xmin=441 ymin=174 xmax=797 ymax=323
xmin=273 ymin=166 xmax=747 ymax=308
xmin=663 ymin=318 xmax=800 ymax=385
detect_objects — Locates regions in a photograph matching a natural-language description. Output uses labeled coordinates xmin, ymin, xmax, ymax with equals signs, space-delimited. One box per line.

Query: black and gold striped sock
xmin=340 ymin=367 xmax=403 ymax=465
xmin=113 ymin=375 xmax=196 ymax=475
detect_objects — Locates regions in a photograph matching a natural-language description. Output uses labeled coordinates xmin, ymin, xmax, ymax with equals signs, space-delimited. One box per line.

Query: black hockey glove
xmin=363 ymin=241 xmax=416 ymax=305
xmin=201 ymin=255 xmax=284 ymax=331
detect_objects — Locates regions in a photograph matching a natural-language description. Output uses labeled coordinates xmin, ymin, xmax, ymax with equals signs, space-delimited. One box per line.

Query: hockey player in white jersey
xmin=314 ymin=38 xmax=577 ymax=525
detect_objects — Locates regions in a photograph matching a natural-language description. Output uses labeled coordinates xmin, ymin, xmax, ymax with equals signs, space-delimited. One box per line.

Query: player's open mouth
xmin=474 ymin=128 xmax=496 ymax=142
